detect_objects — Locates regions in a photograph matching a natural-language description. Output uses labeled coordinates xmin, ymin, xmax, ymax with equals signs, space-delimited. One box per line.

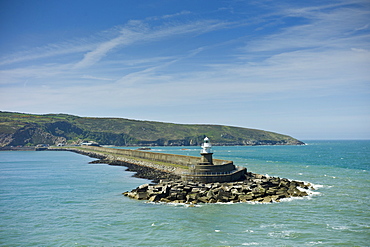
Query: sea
xmin=0 ymin=140 xmax=369 ymax=246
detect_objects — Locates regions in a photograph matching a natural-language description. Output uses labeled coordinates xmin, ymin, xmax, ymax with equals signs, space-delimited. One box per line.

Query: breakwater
xmin=49 ymin=146 xmax=188 ymax=173
xmin=49 ymin=146 xmax=314 ymax=204
xmin=66 ymin=145 xmax=232 ymax=167
xmin=49 ymin=146 xmax=182 ymax=182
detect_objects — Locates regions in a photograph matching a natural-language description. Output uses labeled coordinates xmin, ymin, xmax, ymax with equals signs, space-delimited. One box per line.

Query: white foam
xmin=150 ymin=222 xmax=169 ymax=227
xmin=245 ymin=201 xmax=263 ymax=205
xmin=147 ymin=201 xmax=203 ymax=207
xmin=268 ymin=230 xmax=295 ymax=238
xmin=215 ymin=201 xmax=236 ymax=205
xmin=279 ymin=194 xmax=316 ymax=203
xmin=311 ymin=184 xmax=324 ymax=189
xmin=326 ymin=224 xmax=350 ymax=230
xmin=323 ymin=174 xmax=337 ymax=179
xmin=307 ymin=241 xmax=323 ymax=246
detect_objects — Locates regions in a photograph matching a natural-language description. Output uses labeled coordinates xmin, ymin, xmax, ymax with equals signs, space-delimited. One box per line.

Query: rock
xmin=160 ymin=198 xmax=171 ymax=203
xmin=266 ymin=188 xmax=278 ymax=195
xmin=206 ymin=190 xmax=216 ymax=199
xmin=123 ymin=172 xmax=313 ymax=204
xmin=208 ymin=198 xmax=217 ymax=203
xmin=262 ymin=196 xmax=273 ymax=203
xmin=198 ymin=197 xmax=209 ymax=203
xmin=186 ymin=193 xmax=199 ymax=202
xmin=138 ymin=183 xmax=150 ymax=190
xmin=135 ymin=192 xmax=149 ymax=200
xmin=254 ymin=174 xmax=264 ymax=179
xmin=298 ymin=191 xmax=308 ymax=197
xmin=149 ymin=194 xmax=162 ymax=202
xmin=191 ymin=188 xmax=201 ymax=193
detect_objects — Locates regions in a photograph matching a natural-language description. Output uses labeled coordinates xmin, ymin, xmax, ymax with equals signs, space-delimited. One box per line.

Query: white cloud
xmin=0 ymin=38 xmax=97 ymax=66
xmin=73 ymin=29 xmax=141 ymax=69
xmin=147 ymin=10 xmax=192 ymax=21
xmin=81 ymin=75 xmax=114 ymax=81
xmin=246 ymin=4 xmax=370 ymax=53
xmin=73 ymin=19 xmax=232 ymax=69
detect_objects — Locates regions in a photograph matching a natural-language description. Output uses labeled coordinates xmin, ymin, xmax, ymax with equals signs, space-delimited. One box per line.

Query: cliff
xmin=0 ymin=111 xmax=304 ymax=147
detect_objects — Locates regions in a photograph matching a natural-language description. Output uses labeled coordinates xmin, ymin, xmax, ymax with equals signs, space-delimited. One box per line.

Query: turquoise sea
xmin=1 ymin=141 xmax=369 ymax=246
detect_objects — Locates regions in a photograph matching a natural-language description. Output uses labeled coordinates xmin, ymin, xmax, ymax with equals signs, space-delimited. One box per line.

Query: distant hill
xmin=0 ymin=111 xmax=304 ymax=147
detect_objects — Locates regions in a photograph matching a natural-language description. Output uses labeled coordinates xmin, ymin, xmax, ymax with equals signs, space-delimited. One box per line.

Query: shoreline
xmin=0 ymin=141 xmax=306 ymax=152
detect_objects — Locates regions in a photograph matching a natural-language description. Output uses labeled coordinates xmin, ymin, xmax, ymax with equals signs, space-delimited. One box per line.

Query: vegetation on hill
xmin=0 ymin=111 xmax=304 ymax=147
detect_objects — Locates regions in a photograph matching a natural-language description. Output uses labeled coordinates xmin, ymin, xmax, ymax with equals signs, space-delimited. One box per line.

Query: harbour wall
xmin=78 ymin=146 xmax=233 ymax=168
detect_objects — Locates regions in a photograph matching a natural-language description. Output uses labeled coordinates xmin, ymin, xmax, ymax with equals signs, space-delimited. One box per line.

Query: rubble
xmin=123 ymin=172 xmax=313 ymax=204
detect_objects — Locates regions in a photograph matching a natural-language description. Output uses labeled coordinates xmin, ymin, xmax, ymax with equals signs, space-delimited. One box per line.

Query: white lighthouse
xmin=201 ymin=137 xmax=212 ymax=154
xmin=200 ymin=137 xmax=213 ymax=164
xmin=182 ymin=136 xmax=247 ymax=182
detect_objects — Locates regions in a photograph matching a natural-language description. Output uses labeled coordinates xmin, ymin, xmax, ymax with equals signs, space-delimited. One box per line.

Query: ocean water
xmin=0 ymin=141 xmax=369 ymax=246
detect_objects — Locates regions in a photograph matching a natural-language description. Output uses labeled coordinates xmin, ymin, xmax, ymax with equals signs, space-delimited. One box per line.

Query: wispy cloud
xmin=147 ymin=10 xmax=192 ymax=21
xmin=73 ymin=19 xmax=231 ymax=69
xmin=246 ymin=7 xmax=370 ymax=53
xmin=81 ymin=75 xmax=114 ymax=81
xmin=0 ymin=16 xmax=230 ymax=70
xmin=0 ymin=18 xmax=233 ymax=87
xmin=0 ymin=39 xmax=96 ymax=66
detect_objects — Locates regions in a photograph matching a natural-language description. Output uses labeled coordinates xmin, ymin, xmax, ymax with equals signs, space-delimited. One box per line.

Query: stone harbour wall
xmin=77 ymin=146 xmax=231 ymax=167
xmin=50 ymin=147 xmax=185 ymax=175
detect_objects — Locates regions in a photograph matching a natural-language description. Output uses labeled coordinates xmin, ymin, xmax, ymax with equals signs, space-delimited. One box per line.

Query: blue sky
xmin=0 ymin=0 xmax=369 ymax=140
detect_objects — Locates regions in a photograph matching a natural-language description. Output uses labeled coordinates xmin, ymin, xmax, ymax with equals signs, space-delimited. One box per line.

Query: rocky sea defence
xmin=49 ymin=146 xmax=314 ymax=204
xmin=123 ymin=172 xmax=314 ymax=204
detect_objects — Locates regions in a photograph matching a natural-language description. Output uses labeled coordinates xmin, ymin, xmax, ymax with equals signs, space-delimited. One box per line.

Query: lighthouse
xmin=200 ymin=137 xmax=213 ymax=164
xmin=181 ymin=136 xmax=247 ymax=182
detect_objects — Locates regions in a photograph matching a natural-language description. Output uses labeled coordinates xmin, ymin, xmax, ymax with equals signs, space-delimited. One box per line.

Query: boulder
xmin=262 ymin=196 xmax=273 ymax=203
xmin=135 ymin=192 xmax=149 ymax=200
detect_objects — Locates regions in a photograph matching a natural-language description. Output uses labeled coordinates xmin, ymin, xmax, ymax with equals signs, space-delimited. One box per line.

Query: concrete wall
xmin=182 ymin=167 xmax=247 ymax=183
xmin=191 ymin=163 xmax=236 ymax=173
xmin=80 ymin=146 xmax=231 ymax=167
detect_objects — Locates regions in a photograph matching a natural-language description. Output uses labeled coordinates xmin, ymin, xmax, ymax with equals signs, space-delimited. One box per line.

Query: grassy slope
xmin=0 ymin=111 xmax=303 ymax=146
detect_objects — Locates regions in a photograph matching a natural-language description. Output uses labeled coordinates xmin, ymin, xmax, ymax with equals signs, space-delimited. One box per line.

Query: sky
xmin=0 ymin=0 xmax=369 ymax=140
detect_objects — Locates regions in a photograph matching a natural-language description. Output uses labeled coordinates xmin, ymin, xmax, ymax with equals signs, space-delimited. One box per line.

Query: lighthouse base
xmin=182 ymin=166 xmax=246 ymax=183
xmin=200 ymin=152 xmax=213 ymax=164
xmin=182 ymin=158 xmax=247 ymax=183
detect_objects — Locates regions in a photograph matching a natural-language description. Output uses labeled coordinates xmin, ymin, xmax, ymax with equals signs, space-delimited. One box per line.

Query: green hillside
xmin=0 ymin=111 xmax=304 ymax=147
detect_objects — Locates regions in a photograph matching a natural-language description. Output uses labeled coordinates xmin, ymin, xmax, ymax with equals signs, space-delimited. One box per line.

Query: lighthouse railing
xmin=181 ymin=169 xmax=240 ymax=176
